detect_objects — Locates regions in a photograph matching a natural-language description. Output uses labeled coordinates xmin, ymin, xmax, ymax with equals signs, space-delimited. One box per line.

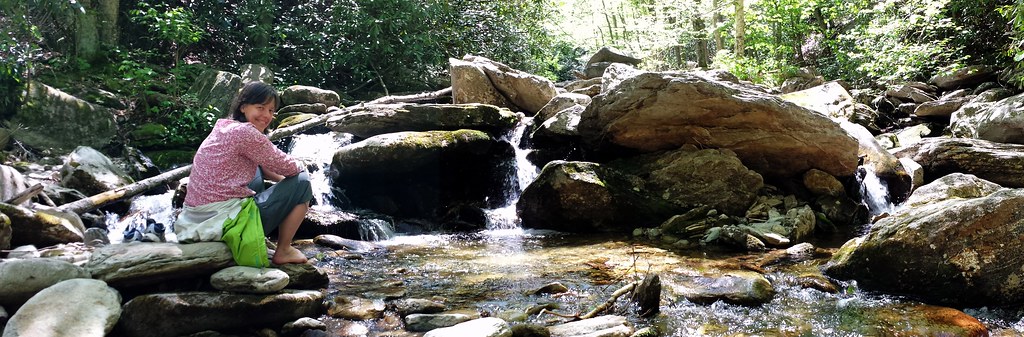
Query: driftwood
xmin=5 ymin=183 xmax=43 ymax=205
xmin=365 ymin=87 xmax=452 ymax=105
xmin=540 ymin=281 xmax=640 ymax=321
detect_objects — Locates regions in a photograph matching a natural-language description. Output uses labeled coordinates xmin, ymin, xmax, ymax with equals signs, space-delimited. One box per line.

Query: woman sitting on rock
xmin=174 ymin=81 xmax=312 ymax=266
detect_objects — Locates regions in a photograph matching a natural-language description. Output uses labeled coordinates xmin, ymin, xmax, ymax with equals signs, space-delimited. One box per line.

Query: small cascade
xmin=484 ymin=117 xmax=540 ymax=230
xmin=288 ymin=133 xmax=354 ymax=210
xmin=105 ymin=190 xmax=177 ymax=243
xmin=857 ymin=166 xmax=895 ymax=216
xmin=289 ymin=132 xmax=395 ymax=241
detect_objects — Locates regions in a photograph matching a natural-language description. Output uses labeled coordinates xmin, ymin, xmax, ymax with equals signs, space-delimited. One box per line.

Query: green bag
xmin=221 ymin=198 xmax=269 ymax=267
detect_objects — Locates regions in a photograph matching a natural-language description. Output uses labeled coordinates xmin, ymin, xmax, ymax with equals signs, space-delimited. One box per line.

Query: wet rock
xmin=526 ymin=303 xmax=561 ymax=315
xmin=405 ymin=313 xmax=474 ymax=332
xmin=281 ymin=317 xmax=326 ymax=337
xmin=548 ymin=315 xmax=632 ymax=337
xmin=332 ymin=129 xmax=514 ymax=220
xmin=517 ymin=161 xmax=682 ymax=233
xmin=422 ymin=317 xmax=510 ymax=337
xmin=894 ymin=138 xmax=1024 ymax=188
xmin=795 ymin=273 xmax=838 ymax=293
xmin=327 ymin=295 xmax=385 ymax=320
xmin=313 ymin=234 xmax=382 ymax=253
xmin=116 ymin=290 xmax=324 ymax=337
xmin=59 ymin=146 xmax=134 ymax=196
xmin=282 ymin=85 xmax=340 ymax=107
xmin=0 ymin=258 xmax=90 ymax=309
xmin=825 ymin=173 xmax=1024 ymax=306
xmin=4 ymin=279 xmax=120 ymax=337
xmin=5 ymin=245 xmax=39 ymax=259
xmin=85 ymin=242 xmax=234 ymax=287
xmin=210 ymin=266 xmax=290 ymax=294
xmin=532 ymin=282 xmax=570 ymax=295
xmin=579 ymin=70 xmax=859 ymax=179
xmin=630 ymin=274 xmax=661 ymax=317
xmin=531 ymin=105 xmax=585 ymax=150
xmin=83 ymin=227 xmax=109 ymax=247
xmin=838 ymin=121 xmax=912 ymax=203
xmin=275 ymin=263 xmax=329 ymax=290
xmin=326 ymin=103 xmax=519 ymax=138
xmin=675 ymin=270 xmax=775 ymax=305
xmin=390 ymin=298 xmax=446 ymax=316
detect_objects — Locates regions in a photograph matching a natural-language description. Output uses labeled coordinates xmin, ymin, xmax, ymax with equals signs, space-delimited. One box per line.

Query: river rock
xmin=2 ymin=279 xmax=120 ymax=337
xmin=674 ymin=270 xmax=775 ymax=305
xmin=278 ymin=103 xmax=328 ymax=115
xmin=187 ymin=69 xmax=244 ymax=116
xmin=390 ymin=298 xmax=446 ymax=316
xmin=0 ymin=165 xmax=31 ymax=208
xmin=928 ymin=65 xmax=995 ymax=90
xmin=566 ymin=78 xmax=602 ymax=96
xmin=825 ymin=173 xmax=1024 ymax=306
xmin=326 ymin=103 xmax=519 ymax=138
xmin=0 ymin=258 xmax=90 ymax=309
xmin=210 ymin=266 xmax=290 ymax=294
xmin=423 ymin=317 xmax=511 ymax=337
xmin=517 ymin=161 xmax=682 ymax=232
xmin=8 ymin=206 xmax=85 ymax=248
xmin=609 ymin=146 xmax=763 ymax=216
xmin=282 ymin=85 xmax=340 ymax=107
xmin=331 ymin=129 xmax=514 ymax=220
xmin=461 ymin=55 xmax=557 ymax=115
xmin=280 ymin=317 xmax=327 ymax=336
xmin=405 ymin=313 xmax=474 ymax=332
xmin=548 ymin=315 xmax=632 ymax=337
xmin=450 ymin=58 xmax=518 ymax=110
xmin=327 ymin=295 xmax=385 ymax=320
xmin=312 ymin=234 xmax=382 ymax=252
xmin=885 ymin=85 xmax=936 ymax=104
xmin=779 ymin=81 xmax=856 ymax=120
xmin=10 ymin=81 xmax=117 ymax=152
xmin=894 ymin=137 xmax=1024 ymax=188
xmin=85 ymin=242 xmax=234 ymax=287
xmin=578 ymin=70 xmax=858 ymax=179
xmin=802 ymin=169 xmax=845 ymax=197
xmin=0 ymin=213 xmax=9 ymax=251
xmin=117 ymin=291 xmax=323 ymax=337
xmin=914 ymin=96 xmax=969 ymax=117
xmin=949 ymin=91 xmax=1024 ymax=144
xmin=59 ymin=146 xmax=134 ymax=196
xmin=531 ymin=104 xmax=585 ymax=149
xmin=275 ymin=262 xmax=329 ymax=290
xmin=535 ymin=93 xmax=592 ymax=122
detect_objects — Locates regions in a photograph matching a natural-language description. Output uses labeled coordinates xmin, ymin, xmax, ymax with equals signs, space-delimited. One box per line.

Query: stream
xmin=106 ymin=123 xmax=1024 ymax=336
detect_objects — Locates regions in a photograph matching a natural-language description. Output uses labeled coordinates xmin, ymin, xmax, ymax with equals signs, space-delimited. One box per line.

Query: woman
xmin=175 ymin=81 xmax=311 ymax=265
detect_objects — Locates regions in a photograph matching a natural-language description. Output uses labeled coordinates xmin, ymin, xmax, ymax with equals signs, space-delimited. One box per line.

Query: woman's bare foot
xmin=271 ymin=245 xmax=308 ymax=264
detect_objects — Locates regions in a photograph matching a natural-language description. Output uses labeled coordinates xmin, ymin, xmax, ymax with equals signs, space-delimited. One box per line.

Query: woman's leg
xmin=271 ymin=202 xmax=309 ymax=264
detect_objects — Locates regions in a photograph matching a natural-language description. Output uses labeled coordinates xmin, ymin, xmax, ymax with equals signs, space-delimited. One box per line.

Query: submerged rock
xmin=673 ymin=270 xmax=775 ymax=305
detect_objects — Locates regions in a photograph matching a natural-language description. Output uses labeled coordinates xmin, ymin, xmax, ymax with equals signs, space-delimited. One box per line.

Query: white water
xmin=857 ymin=166 xmax=895 ymax=216
xmin=484 ymin=117 xmax=539 ymax=230
xmin=288 ymin=132 xmax=354 ymax=210
xmin=105 ymin=189 xmax=178 ymax=243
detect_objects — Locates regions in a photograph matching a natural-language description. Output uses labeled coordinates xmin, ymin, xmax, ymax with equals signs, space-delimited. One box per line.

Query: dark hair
xmin=227 ymin=81 xmax=281 ymax=123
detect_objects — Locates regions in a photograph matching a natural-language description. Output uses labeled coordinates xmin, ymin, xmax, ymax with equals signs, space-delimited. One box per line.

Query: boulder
xmin=115 ymin=290 xmax=324 ymax=337
xmin=894 ymin=137 xmax=1024 ymax=188
xmin=11 ymin=81 xmax=117 ymax=152
xmin=674 ymin=270 xmax=775 ymax=305
xmin=802 ymin=169 xmax=845 ymax=197
xmin=239 ymin=64 xmax=273 ymax=84
xmin=461 ymin=55 xmax=558 ymax=114
xmin=2 ymin=279 xmax=121 ymax=337
xmin=825 ymin=173 xmax=1024 ymax=306
xmin=85 ymin=242 xmax=234 ymax=287
xmin=535 ymin=93 xmax=591 ymax=122
xmin=390 ymin=298 xmax=446 ymax=317
xmin=586 ymin=47 xmax=642 ymax=66
xmin=405 ymin=313 xmax=473 ymax=332
xmin=914 ymin=97 xmax=969 ymax=118
xmin=949 ymin=92 xmax=1024 ymax=144
xmin=281 ymin=85 xmax=340 ymax=107
xmin=928 ymin=65 xmax=996 ymax=90
xmin=281 ymin=317 xmax=327 ymax=336
xmin=530 ymin=105 xmax=585 ymax=149
xmin=779 ymin=81 xmax=856 ymax=121
xmin=275 ymin=263 xmax=330 ymax=290
xmin=450 ymin=58 xmax=517 ymax=110
xmin=331 ymin=130 xmax=514 ymax=219
xmin=59 ymin=146 xmax=134 ymax=196
xmin=885 ymin=85 xmax=936 ymax=104
xmin=187 ymin=69 xmax=244 ymax=115
xmin=548 ymin=315 xmax=631 ymax=337
xmin=579 ymin=71 xmax=858 ymax=179
xmin=0 ymin=259 xmax=90 ymax=309
xmin=517 ymin=161 xmax=682 ymax=232
xmin=6 ymin=206 xmax=85 ymax=247
xmin=326 ymin=103 xmax=519 ymax=138
xmin=0 ymin=165 xmax=31 ymax=208
xmin=326 ymin=295 xmax=385 ymax=320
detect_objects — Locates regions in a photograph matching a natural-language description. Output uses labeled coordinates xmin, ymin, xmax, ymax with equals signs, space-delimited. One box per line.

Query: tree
xmin=734 ymin=0 xmax=745 ymax=58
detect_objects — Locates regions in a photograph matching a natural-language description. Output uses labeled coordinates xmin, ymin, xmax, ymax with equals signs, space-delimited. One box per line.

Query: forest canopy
xmin=1 ymin=0 xmax=1021 ymax=115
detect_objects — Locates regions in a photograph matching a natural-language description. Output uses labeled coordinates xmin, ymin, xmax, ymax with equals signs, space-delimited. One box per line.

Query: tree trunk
xmin=713 ymin=0 xmax=724 ymax=52
xmin=97 ymin=0 xmax=118 ymax=48
xmin=75 ymin=0 xmax=100 ymax=61
xmin=693 ymin=17 xmax=709 ymax=68
xmin=734 ymin=0 xmax=746 ymax=58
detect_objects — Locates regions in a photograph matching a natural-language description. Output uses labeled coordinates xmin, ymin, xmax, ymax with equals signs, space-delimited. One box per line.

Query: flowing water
xmin=117 ymin=122 xmax=1024 ymax=336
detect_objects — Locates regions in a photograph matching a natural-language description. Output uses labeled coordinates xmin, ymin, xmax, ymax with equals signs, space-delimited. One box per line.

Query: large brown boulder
xmin=326 ymin=103 xmax=519 ymax=138
xmin=579 ymin=71 xmax=858 ymax=179
xmin=894 ymin=137 xmax=1024 ymax=188
xmin=825 ymin=173 xmax=1024 ymax=306
xmin=452 ymin=55 xmax=557 ymax=115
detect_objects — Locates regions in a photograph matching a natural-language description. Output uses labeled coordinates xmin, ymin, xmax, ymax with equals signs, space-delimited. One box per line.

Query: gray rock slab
xmin=0 ymin=258 xmax=90 ymax=309
xmin=210 ymin=266 xmax=289 ymax=294
xmin=2 ymin=279 xmax=121 ymax=337
xmin=85 ymin=242 xmax=234 ymax=287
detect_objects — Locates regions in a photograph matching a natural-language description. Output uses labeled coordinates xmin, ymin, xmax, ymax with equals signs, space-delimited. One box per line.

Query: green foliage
xmin=129 ymin=3 xmax=204 ymax=68
xmin=167 ymin=94 xmax=217 ymax=146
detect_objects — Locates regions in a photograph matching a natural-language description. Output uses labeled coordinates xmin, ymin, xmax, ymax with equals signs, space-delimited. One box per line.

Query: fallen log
xmin=365 ymin=87 xmax=452 ymax=105
xmin=4 ymin=183 xmax=43 ymax=206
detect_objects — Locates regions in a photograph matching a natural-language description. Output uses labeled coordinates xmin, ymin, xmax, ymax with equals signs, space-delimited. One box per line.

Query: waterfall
xmin=484 ymin=117 xmax=540 ymax=230
xmin=857 ymin=166 xmax=895 ymax=216
xmin=289 ymin=132 xmax=396 ymax=240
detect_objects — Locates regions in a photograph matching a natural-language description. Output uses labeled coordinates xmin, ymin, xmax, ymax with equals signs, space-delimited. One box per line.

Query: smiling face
xmin=240 ymin=98 xmax=276 ymax=133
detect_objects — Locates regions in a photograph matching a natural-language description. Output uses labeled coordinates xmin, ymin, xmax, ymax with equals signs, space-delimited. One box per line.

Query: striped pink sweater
xmin=184 ymin=119 xmax=301 ymax=207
